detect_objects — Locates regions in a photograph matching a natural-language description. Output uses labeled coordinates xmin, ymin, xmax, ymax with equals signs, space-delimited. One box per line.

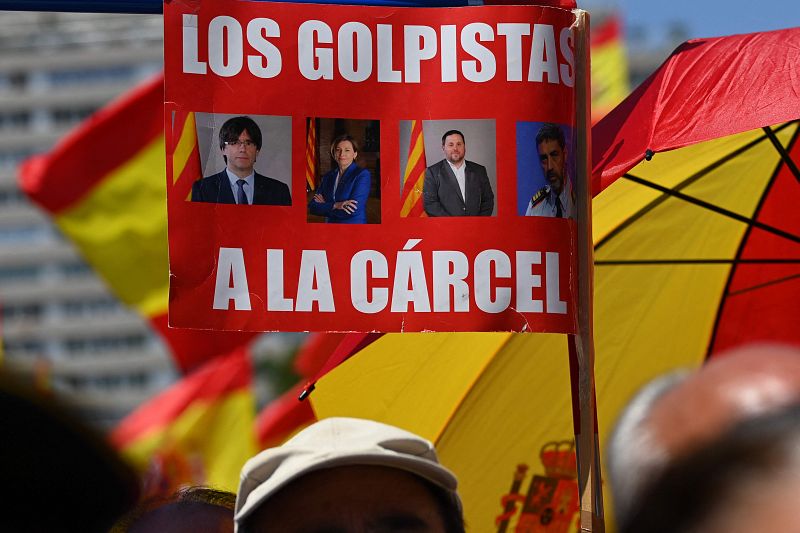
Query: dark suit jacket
xmin=423 ymin=159 xmax=494 ymax=216
xmin=191 ymin=170 xmax=291 ymax=205
xmin=308 ymin=164 xmax=371 ymax=224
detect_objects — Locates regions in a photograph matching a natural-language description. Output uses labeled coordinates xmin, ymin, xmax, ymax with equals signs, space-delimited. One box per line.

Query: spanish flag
xmin=18 ymin=74 xmax=256 ymax=372
xmin=255 ymin=332 xmax=386 ymax=448
xmin=591 ymin=14 xmax=630 ymax=123
xmin=400 ymin=120 xmax=427 ymax=217
xmin=256 ymin=382 xmax=316 ymax=449
xmin=111 ymin=347 xmax=257 ymax=495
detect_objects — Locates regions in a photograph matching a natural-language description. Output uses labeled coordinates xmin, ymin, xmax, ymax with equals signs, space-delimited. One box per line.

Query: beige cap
xmin=234 ymin=417 xmax=460 ymax=527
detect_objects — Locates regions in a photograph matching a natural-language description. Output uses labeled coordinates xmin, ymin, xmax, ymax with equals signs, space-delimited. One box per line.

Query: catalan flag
xmin=18 ymin=74 xmax=256 ymax=372
xmin=305 ymin=117 xmax=317 ymax=192
xmin=111 ymin=346 xmax=257 ymax=495
xmin=400 ymin=120 xmax=428 ymax=217
xmin=590 ymin=14 xmax=630 ymax=123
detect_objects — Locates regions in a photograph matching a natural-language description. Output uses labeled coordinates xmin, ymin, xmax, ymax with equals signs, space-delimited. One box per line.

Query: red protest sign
xmin=165 ymin=0 xmax=585 ymax=333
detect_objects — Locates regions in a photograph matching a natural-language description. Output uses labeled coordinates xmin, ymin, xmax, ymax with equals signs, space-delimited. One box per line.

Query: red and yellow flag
xmin=305 ymin=117 xmax=317 ymax=192
xmin=18 ymin=75 xmax=256 ymax=372
xmin=256 ymin=382 xmax=316 ymax=449
xmin=400 ymin=120 xmax=427 ymax=217
xmin=111 ymin=347 xmax=257 ymax=495
xmin=591 ymin=14 xmax=630 ymax=123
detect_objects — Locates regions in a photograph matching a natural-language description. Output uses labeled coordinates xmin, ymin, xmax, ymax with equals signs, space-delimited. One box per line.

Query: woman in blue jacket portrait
xmin=308 ymin=134 xmax=372 ymax=224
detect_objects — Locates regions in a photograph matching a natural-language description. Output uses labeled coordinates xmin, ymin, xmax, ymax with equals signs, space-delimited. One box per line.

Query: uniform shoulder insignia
xmin=530 ymin=187 xmax=548 ymax=207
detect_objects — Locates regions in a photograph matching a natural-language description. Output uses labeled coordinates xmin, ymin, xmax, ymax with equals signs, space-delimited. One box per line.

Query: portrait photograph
xmin=191 ymin=113 xmax=292 ymax=206
xmin=516 ymin=121 xmax=575 ymax=218
xmin=305 ymin=117 xmax=381 ymax=224
xmin=399 ymin=119 xmax=497 ymax=218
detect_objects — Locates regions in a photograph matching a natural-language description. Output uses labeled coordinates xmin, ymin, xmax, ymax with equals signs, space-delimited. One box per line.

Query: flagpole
xmin=569 ymin=9 xmax=605 ymax=533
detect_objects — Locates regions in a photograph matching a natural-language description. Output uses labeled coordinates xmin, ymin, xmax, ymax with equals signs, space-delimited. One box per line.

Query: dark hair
xmin=110 ymin=486 xmax=236 ymax=532
xmin=441 ymin=130 xmax=465 ymax=146
xmin=329 ymin=134 xmax=360 ymax=159
xmin=172 ymin=486 xmax=236 ymax=509
xmin=535 ymin=123 xmax=565 ymax=150
xmin=419 ymin=477 xmax=466 ymax=533
xmin=219 ymin=115 xmax=263 ymax=151
xmin=620 ymin=404 xmax=800 ymax=533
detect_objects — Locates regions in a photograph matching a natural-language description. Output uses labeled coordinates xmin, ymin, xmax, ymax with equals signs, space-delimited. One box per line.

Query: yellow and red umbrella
xmin=307 ymin=28 xmax=800 ymax=532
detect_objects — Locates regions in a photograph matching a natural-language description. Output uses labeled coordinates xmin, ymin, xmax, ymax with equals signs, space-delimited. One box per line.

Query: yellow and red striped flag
xmin=591 ymin=14 xmax=630 ymax=123
xmin=400 ymin=120 xmax=427 ymax=217
xmin=111 ymin=346 xmax=257 ymax=495
xmin=305 ymin=117 xmax=317 ymax=192
xmin=18 ymin=75 xmax=256 ymax=372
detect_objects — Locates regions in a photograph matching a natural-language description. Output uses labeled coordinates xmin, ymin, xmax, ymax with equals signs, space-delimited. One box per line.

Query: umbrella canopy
xmin=309 ymin=121 xmax=800 ymax=530
xmin=593 ymin=26 xmax=800 ymax=192
xmin=308 ymin=27 xmax=800 ymax=531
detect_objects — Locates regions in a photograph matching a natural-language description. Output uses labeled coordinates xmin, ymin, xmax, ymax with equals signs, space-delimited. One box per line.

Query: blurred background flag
xmin=17 ymin=74 xmax=257 ymax=373
xmin=400 ymin=119 xmax=427 ymax=218
xmin=255 ymin=382 xmax=316 ymax=449
xmin=110 ymin=346 xmax=257 ymax=495
xmin=590 ymin=14 xmax=630 ymax=123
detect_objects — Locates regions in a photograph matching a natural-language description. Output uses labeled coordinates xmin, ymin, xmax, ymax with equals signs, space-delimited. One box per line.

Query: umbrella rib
xmin=727 ymin=272 xmax=800 ymax=297
xmin=705 ymin=123 xmax=800 ymax=358
xmin=594 ymin=125 xmax=791 ymax=251
xmin=764 ymin=126 xmax=800 ymax=183
xmin=620 ymin=173 xmax=800 ymax=244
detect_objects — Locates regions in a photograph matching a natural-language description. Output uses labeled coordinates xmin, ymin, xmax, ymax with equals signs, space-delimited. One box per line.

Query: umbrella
xmin=307 ymin=28 xmax=800 ymax=532
xmin=308 ymin=123 xmax=800 ymax=531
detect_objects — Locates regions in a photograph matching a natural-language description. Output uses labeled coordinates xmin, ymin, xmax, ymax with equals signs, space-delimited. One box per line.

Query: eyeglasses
xmin=224 ymin=140 xmax=256 ymax=148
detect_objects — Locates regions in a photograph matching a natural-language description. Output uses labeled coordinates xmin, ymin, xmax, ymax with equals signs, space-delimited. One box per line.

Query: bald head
xmin=649 ymin=343 xmax=800 ymax=457
xmin=609 ymin=343 xmax=800 ymax=522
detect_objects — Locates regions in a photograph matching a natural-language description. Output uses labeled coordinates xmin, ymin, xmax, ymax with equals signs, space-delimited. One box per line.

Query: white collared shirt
xmin=525 ymin=183 xmax=575 ymax=218
xmin=447 ymin=160 xmax=467 ymax=202
xmin=226 ymin=169 xmax=255 ymax=205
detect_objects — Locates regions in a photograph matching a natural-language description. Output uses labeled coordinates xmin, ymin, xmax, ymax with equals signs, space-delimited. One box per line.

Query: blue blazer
xmin=308 ymin=164 xmax=371 ymax=224
xmin=191 ymin=170 xmax=291 ymax=205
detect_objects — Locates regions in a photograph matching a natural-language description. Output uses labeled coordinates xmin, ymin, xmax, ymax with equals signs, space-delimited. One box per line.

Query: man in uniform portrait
xmin=526 ymin=123 xmax=574 ymax=218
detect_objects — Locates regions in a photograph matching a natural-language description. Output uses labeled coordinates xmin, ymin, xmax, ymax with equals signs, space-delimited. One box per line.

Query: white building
xmin=0 ymin=11 xmax=301 ymax=429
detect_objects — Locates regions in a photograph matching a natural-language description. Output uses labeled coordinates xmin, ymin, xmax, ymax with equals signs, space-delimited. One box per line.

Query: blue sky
xmin=583 ymin=0 xmax=798 ymax=46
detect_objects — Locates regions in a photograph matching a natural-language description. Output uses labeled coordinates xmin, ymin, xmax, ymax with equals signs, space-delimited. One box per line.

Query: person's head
xmin=608 ymin=343 xmax=800 ymax=524
xmin=535 ymin=123 xmax=567 ymax=194
xmin=234 ymin=417 xmax=464 ymax=533
xmin=330 ymin=134 xmax=359 ymax=172
xmin=441 ymin=130 xmax=466 ymax=166
xmin=111 ymin=486 xmax=236 ymax=533
xmin=219 ymin=116 xmax=262 ymax=177
xmin=621 ymin=404 xmax=800 ymax=533
xmin=607 ymin=371 xmax=689 ymax=522
xmin=0 ymin=371 xmax=140 ymax=533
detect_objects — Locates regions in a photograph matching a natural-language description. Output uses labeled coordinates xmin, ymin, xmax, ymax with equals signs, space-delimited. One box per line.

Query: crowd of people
xmin=4 ymin=342 xmax=800 ymax=532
